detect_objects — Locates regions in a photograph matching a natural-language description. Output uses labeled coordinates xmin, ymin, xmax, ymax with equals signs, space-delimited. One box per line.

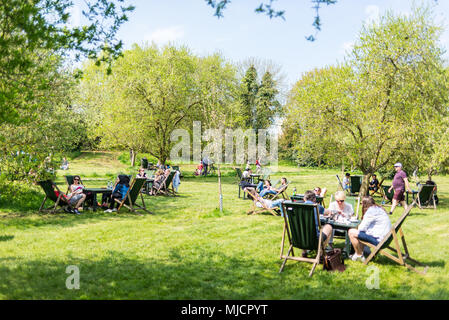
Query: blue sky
xmin=72 ymin=0 xmax=449 ymax=87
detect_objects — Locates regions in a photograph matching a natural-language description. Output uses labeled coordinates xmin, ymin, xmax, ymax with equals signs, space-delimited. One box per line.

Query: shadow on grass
xmin=1 ymin=248 xmax=444 ymax=300
xmin=0 ymin=235 xmax=14 ymax=242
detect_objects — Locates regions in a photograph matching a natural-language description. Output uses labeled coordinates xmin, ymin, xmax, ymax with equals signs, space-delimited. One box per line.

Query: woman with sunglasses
xmin=66 ymin=175 xmax=86 ymax=215
xmin=328 ymin=191 xmax=354 ymax=219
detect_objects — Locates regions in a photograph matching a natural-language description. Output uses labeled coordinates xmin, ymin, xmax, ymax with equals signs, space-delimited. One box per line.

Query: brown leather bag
xmin=323 ymin=248 xmax=346 ymax=272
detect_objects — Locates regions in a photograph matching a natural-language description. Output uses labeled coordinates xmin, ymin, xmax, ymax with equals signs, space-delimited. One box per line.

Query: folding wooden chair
xmin=381 ymin=185 xmax=395 ymax=205
xmin=38 ymin=180 xmax=72 ymax=214
xmin=244 ymin=188 xmax=280 ymax=216
xmin=114 ymin=178 xmax=152 ymax=214
xmin=152 ymin=171 xmax=175 ymax=196
xmin=279 ymin=201 xmax=330 ymax=277
xmin=416 ymin=184 xmax=437 ymax=210
xmin=361 ymin=199 xmax=428 ymax=274
xmin=266 ymin=183 xmax=289 ymax=200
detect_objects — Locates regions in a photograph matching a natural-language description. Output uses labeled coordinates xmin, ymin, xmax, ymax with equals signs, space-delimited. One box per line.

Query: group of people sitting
xmin=301 ymin=190 xmax=391 ymax=262
xmin=244 ymin=183 xmax=392 ymax=263
xmin=342 ymin=172 xmax=380 ymax=193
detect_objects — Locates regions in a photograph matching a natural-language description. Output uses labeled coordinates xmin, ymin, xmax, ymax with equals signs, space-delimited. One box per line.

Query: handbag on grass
xmin=323 ymin=248 xmax=346 ymax=272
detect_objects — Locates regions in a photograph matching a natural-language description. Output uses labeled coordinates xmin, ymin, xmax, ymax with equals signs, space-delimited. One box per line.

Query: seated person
xmin=342 ymin=173 xmax=351 ymax=191
xmin=136 ymin=167 xmax=148 ymax=178
xmin=244 ymin=187 xmax=285 ymax=217
xmin=66 ymin=175 xmax=86 ymax=215
xmin=152 ymin=169 xmax=166 ymax=193
xmin=328 ymin=191 xmax=354 ymax=219
xmin=313 ymin=186 xmax=327 ymax=198
xmin=369 ymin=174 xmax=379 ymax=192
xmin=302 ymin=190 xmax=333 ymax=256
xmin=425 ymin=179 xmax=439 ymax=204
xmin=256 ymin=180 xmax=276 ymax=198
xmin=348 ymin=196 xmax=392 ymax=262
xmin=328 ymin=191 xmax=354 ymax=246
xmin=242 ymin=168 xmax=252 ymax=179
xmin=60 ymin=157 xmax=69 ymax=170
xmin=105 ymin=175 xmax=130 ymax=212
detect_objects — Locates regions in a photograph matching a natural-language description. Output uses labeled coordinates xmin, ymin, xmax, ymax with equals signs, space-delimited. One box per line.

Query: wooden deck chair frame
xmin=416 ymin=184 xmax=437 ymax=210
xmin=279 ymin=202 xmax=331 ymax=277
xmin=152 ymin=172 xmax=175 ymax=196
xmin=114 ymin=178 xmax=152 ymax=214
xmin=266 ymin=183 xmax=289 ymax=200
xmin=38 ymin=180 xmax=72 ymax=214
xmin=244 ymin=188 xmax=280 ymax=216
xmin=360 ymin=199 xmax=428 ymax=274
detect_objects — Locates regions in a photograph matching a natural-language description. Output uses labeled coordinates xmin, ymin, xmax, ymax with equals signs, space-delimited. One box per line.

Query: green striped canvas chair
xmin=416 ymin=184 xmax=437 ymax=210
xmin=38 ymin=180 xmax=72 ymax=214
xmin=360 ymin=200 xmax=428 ymax=274
xmin=279 ymin=201 xmax=330 ymax=277
xmin=350 ymin=175 xmax=362 ymax=195
xmin=114 ymin=178 xmax=152 ymax=214
xmin=381 ymin=185 xmax=395 ymax=205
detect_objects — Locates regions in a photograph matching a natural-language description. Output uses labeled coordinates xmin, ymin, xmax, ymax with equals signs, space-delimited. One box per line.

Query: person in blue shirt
xmin=105 ymin=175 xmax=130 ymax=212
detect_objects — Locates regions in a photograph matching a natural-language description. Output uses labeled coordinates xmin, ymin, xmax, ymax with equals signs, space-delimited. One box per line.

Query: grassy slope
xmin=0 ymin=152 xmax=448 ymax=299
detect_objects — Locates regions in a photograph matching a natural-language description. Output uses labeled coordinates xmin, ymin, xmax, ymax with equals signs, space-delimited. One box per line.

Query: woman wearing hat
xmin=388 ymin=163 xmax=412 ymax=215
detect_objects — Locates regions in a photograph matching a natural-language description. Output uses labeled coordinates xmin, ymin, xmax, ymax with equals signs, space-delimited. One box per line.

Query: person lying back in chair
xmin=245 ymin=187 xmax=286 ymax=216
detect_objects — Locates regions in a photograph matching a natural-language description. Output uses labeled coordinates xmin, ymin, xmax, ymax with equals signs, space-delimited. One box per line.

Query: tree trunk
xmin=360 ymin=173 xmax=371 ymax=198
xmin=130 ymin=149 xmax=136 ymax=167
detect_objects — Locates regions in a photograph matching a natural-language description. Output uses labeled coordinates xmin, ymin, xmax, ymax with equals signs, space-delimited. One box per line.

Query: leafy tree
xmin=237 ymin=65 xmax=259 ymax=128
xmin=0 ymin=51 xmax=87 ymax=182
xmin=0 ymin=0 xmax=134 ymax=125
xmin=79 ymin=44 xmax=238 ymax=165
xmin=255 ymin=71 xmax=281 ymax=130
xmin=285 ymin=7 xmax=449 ymax=195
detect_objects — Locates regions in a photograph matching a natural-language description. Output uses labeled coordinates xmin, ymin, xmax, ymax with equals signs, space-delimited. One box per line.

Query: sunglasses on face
xmin=336 ymin=200 xmax=344 ymax=203
xmin=74 ymin=178 xmax=80 ymax=181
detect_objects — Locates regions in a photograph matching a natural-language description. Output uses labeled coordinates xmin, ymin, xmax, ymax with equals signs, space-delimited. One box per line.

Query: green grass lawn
xmin=0 ymin=152 xmax=448 ymax=299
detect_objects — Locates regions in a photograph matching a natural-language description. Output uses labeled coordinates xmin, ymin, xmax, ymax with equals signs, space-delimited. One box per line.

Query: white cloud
xmin=145 ymin=26 xmax=185 ymax=45
xmin=364 ymin=5 xmax=380 ymax=24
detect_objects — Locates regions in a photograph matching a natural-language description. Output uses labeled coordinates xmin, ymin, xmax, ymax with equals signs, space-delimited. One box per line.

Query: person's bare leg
xmin=389 ymin=199 xmax=399 ymax=215
xmin=75 ymin=194 xmax=86 ymax=209
xmin=348 ymin=229 xmax=364 ymax=256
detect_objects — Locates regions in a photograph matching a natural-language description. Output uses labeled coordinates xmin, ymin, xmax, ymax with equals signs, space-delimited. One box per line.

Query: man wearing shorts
xmin=388 ymin=163 xmax=412 ymax=215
